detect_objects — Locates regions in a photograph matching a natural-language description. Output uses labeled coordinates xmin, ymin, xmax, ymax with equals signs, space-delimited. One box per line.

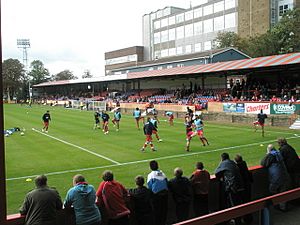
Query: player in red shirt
xmin=185 ymin=116 xmax=196 ymax=152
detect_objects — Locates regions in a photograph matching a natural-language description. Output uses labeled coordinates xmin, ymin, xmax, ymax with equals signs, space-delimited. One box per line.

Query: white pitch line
xmin=6 ymin=135 xmax=299 ymax=181
xmin=32 ymin=128 xmax=121 ymax=165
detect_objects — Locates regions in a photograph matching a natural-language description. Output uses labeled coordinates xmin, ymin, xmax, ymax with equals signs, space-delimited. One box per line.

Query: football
xmin=20 ymin=132 xmax=25 ymax=136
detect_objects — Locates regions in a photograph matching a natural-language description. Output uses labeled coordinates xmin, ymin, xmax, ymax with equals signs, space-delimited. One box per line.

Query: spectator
xmin=128 ymin=175 xmax=154 ymax=225
xmin=190 ymin=162 xmax=210 ymax=216
xmin=277 ymin=138 xmax=300 ymax=188
xmin=64 ymin=174 xmax=101 ymax=225
xmin=147 ymin=160 xmax=168 ymax=225
xmin=96 ymin=170 xmax=130 ymax=225
xmin=215 ymin=153 xmax=244 ymax=225
xmin=261 ymin=144 xmax=290 ymax=211
xmin=168 ymin=167 xmax=192 ymax=222
xmin=20 ymin=175 xmax=62 ymax=225
xmin=234 ymin=154 xmax=253 ymax=223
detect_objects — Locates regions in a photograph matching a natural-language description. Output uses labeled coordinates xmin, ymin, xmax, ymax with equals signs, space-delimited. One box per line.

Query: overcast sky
xmin=2 ymin=0 xmax=204 ymax=77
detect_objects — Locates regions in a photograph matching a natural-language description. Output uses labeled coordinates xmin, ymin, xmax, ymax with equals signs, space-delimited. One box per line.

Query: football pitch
xmin=4 ymin=104 xmax=300 ymax=214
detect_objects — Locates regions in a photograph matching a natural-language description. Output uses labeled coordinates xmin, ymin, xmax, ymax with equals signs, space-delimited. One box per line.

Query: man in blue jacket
xmin=64 ymin=174 xmax=101 ymax=225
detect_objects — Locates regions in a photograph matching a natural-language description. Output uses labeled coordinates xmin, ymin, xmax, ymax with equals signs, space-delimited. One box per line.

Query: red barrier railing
xmin=175 ymin=187 xmax=300 ymax=225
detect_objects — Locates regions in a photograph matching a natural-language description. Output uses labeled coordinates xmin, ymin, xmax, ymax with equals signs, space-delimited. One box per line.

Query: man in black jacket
xmin=128 ymin=176 xmax=153 ymax=225
xmin=278 ymin=138 xmax=300 ymax=188
xmin=168 ymin=167 xmax=192 ymax=222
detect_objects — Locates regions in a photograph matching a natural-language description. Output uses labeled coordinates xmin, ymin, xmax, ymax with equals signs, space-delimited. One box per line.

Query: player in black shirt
xmin=141 ymin=117 xmax=157 ymax=152
xmin=101 ymin=111 xmax=110 ymax=134
xmin=94 ymin=111 xmax=101 ymax=129
xmin=253 ymin=109 xmax=268 ymax=137
xmin=42 ymin=110 xmax=51 ymax=133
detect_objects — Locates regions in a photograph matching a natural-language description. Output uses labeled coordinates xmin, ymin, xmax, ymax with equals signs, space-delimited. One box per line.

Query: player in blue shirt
xmin=112 ymin=108 xmax=122 ymax=131
xmin=194 ymin=115 xmax=209 ymax=146
xmin=133 ymin=108 xmax=142 ymax=129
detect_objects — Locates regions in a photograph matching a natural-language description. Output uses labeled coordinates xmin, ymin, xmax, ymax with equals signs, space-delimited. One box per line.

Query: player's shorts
xmin=44 ymin=121 xmax=49 ymax=127
xmin=146 ymin=135 xmax=153 ymax=142
xmin=135 ymin=117 xmax=141 ymax=121
xmin=197 ymin=129 xmax=204 ymax=136
xmin=186 ymin=131 xmax=194 ymax=141
xmin=113 ymin=119 xmax=120 ymax=122
xmin=253 ymin=121 xmax=264 ymax=126
xmin=95 ymin=119 xmax=100 ymax=124
xmin=103 ymin=120 xmax=109 ymax=125
xmin=169 ymin=115 xmax=174 ymax=120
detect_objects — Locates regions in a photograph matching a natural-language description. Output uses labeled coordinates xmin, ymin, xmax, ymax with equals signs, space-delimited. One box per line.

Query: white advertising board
xmin=244 ymin=103 xmax=270 ymax=114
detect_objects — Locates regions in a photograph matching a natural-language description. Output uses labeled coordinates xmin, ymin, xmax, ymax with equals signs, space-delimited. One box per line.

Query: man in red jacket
xmin=96 ymin=170 xmax=130 ymax=225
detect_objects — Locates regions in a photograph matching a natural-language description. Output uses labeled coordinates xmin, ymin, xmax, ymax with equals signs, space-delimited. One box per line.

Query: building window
xmin=176 ymin=13 xmax=184 ymax=23
xmin=214 ymin=15 xmax=224 ymax=31
xmin=194 ymin=21 xmax=203 ymax=35
xmin=204 ymin=41 xmax=212 ymax=50
xmin=167 ymin=65 xmax=173 ymax=69
xmin=225 ymin=0 xmax=235 ymax=10
xmin=148 ymin=67 xmax=154 ymax=71
xmin=185 ymin=10 xmax=193 ymax=21
xmin=161 ymin=30 xmax=168 ymax=42
xmin=176 ymin=46 xmax=183 ymax=55
xmin=154 ymin=32 xmax=160 ymax=44
xmin=195 ymin=43 xmax=202 ymax=52
xmin=203 ymin=4 xmax=213 ymax=16
xmin=186 ymin=45 xmax=192 ymax=54
xmin=154 ymin=51 xmax=161 ymax=59
xmin=279 ymin=4 xmax=290 ymax=16
xmin=185 ymin=24 xmax=194 ymax=37
xmin=161 ymin=18 xmax=168 ymax=28
xmin=169 ymin=16 xmax=175 ymax=25
xmin=169 ymin=48 xmax=176 ymax=56
xmin=169 ymin=28 xmax=176 ymax=40
xmin=161 ymin=49 xmax=169 ymax=57
xmin=203 ymin=19 xmax=213 ymax=33
xmin=154 ymin=20 xmax=160 ymax=29
xmin=176 ymin=26 xmax=184 ymax=39
xmin=225 ymin=13 xmax=236 ymax=28
xmin=199 ymin=0 xmax=208 ymax=5
xmin=214 ymin=1 xmax=224 ymax=13
xmin=194 ymin=7 xmax=202 ymax=18
xmin=177 ymin=63 xmax=184 ymax=67
xmin=157 ymin=66 xmax=163 ymax=70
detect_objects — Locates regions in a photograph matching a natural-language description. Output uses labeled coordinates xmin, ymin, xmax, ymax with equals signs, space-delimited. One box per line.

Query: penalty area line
xmin=6 ymin=135 xmax=299 ymax=181
xmin=31 ymin=128 xmax=121 ymax=165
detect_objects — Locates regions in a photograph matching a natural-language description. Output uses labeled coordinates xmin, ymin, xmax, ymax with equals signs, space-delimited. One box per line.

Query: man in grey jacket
xmin=20 ymin=175 xmax=62 ymax=225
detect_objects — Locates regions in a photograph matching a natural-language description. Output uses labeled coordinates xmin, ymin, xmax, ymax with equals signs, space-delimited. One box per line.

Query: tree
xmin=215 ymin=31 xmax=241 ymax=49
xmin=28 ymin=60 xmax=50 ymax=85
xmin=82 ymin=70 xmax=93 ymax=79
xmin=2 ymin=58 xmax=25 ymax=101
xmin=51 ymin=70 xmax=78 ymax=81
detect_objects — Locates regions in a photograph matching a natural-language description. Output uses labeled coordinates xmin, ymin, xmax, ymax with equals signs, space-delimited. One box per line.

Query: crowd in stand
xmin=19 ymin=138 xmax=300 ymax=225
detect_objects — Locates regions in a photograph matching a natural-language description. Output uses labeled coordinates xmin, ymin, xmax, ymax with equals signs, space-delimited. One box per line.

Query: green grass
xmin=4 ymin=104 xmax=300 ymax=214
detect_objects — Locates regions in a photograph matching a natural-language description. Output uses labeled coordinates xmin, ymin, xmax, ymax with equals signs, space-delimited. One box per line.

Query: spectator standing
xmin=190 ymin=162 xmax=210 ymax=216
xmin=215 ymin=153 xmax=244 ymax=225
xmin=261 ymin=144 xmax=290 ymax=210
xmin=277 ymin=138 xmax=300 ymax=188
xmin=64 ymin=174 xmax=101 ymax=225
xmin=20 ymin=175 xmax=62 ymax=225
xmin=168 ymin=167 xmax=192 ymax=222
xmin=147 ymin=160 xmax=168 ymax=225
xmin=96 ymin=170 xmax=130 ymax=225
xmin=128 ymin=175 xmax=154 ymax=225
xmin=234 ymin=155 xmax=253 ymax=223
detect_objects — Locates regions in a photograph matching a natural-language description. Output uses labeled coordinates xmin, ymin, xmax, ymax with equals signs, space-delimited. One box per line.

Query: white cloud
xmin=2 ymin=0 xmax=203 ymax=77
